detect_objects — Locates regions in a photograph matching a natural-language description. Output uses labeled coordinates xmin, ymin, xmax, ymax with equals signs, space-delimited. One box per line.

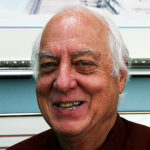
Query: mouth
xmin=55 ymin=101 xmax=84 ymax=110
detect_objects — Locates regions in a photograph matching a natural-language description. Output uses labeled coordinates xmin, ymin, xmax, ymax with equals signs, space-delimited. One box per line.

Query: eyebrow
xmin=71 ymin=49 xmax=100 ymax=59
xmin=39 ymin=51 xmax=56 ymax=59
xmin=39 ymin=49 xmax=100 ymax=60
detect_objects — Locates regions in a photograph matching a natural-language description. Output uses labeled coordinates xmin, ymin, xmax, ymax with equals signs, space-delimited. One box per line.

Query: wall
xmin=0 ymin=27 xmax=150 ymax=60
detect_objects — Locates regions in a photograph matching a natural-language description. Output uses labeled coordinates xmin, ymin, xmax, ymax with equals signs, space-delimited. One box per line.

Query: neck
xmin=56 ymin=114 xmax=117 ymax=150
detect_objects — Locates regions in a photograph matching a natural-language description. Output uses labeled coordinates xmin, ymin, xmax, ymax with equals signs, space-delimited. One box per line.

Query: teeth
xmin=74 ymin=102 xmax=80 ymax=105
xmin=58 ymin=102 xmax=82 ymax=110
xmin=65 ymin=106 xmax=76 ymax=110
xmin=60 ymin=103 xmax=73 ymax=108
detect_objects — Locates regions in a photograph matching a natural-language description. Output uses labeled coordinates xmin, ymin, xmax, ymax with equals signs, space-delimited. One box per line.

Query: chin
xmin=51 ymin=120 xmax=88 ymax=137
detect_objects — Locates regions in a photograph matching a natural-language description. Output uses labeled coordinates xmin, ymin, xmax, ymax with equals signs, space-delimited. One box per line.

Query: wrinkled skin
xmin=36 ymin=8 xmax=127 ymax=150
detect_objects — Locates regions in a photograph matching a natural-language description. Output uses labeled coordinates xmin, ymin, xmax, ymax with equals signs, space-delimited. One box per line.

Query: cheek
xmin=36 ymin=76 xmax=54 ymax=120
xmin=79 ymin=75 xmax=117 ymax=107
xmin=36 ymin=75 xmax=54 ymax=96
xmin=77 ymin=75 xmax=109 ymax=111
xmin=78 ymin=75 xmax=107 ymax=95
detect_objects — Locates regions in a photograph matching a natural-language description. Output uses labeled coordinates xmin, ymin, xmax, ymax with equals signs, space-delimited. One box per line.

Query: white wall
xmin=120 ymin=28 xmax=150 ymax=58
xmin=0 ymin=28 xmax=41 ymax=61
xmin=0 ymin=28 xmax=150 ymax=60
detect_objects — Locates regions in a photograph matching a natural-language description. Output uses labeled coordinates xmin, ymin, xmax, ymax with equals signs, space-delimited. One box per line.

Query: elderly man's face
xmin=36 ymin=12 xmax=126 ymax=136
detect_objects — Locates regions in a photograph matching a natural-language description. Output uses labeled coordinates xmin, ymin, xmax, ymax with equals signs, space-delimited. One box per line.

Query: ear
xmin=118 ymin=70 xmax=127 ymax=94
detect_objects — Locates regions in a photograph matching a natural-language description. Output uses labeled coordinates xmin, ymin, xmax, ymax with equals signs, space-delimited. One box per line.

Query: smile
xmin=55 ymin=101 xmax=83 ymax=110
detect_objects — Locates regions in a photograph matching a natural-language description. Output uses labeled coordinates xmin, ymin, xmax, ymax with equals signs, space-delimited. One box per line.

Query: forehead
xmin=40 ymin=8 xmax=109 ymax=56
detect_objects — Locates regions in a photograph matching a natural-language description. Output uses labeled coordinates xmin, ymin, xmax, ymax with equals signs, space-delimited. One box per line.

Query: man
xmin=8 ymin=5 xmax=150 ymax=150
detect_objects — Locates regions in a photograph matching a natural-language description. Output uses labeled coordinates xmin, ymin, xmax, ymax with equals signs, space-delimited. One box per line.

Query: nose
xmin=53 ymin=64 xmax=77 ymax=93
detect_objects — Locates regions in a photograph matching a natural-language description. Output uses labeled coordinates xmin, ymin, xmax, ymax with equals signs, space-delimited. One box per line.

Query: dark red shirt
xmin=7 ymin=115 xmax=150 ymax=150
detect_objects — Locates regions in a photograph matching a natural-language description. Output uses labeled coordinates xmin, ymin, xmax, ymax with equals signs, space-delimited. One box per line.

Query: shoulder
xmin=7 ymin=129 xmax=58 ymax=150
xmin=122 ymin=117 xmax=150 ymax=150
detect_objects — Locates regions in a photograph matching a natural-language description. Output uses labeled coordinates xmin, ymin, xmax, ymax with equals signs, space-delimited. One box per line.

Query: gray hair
xmin=31 ymin=5 xmax=130 ymax=80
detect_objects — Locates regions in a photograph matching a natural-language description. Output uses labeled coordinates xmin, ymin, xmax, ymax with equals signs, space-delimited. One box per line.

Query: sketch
xmin=80 ymin=0 xmax=150 ymax=15
xmin=0 ymin=0 xmax=150 ymax=27
xmin=0 ymin=0 xmax=150 ymax=15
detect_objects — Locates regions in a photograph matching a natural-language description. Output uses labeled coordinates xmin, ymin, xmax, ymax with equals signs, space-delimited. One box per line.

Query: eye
xmin=73 ymin=60 xmax=97 ymax=74
xmin=75 ymin=60 xmax=95 ymax=66
xmin=77 ymin=61 xmax=90 ymax=66
xmin=40 ymin=62 xmax=57 ymax=68
xmin=40 ymin=62 xmax=58 ymax=73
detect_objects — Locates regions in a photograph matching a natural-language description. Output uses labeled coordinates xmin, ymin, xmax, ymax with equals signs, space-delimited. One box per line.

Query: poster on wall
xmin=0 ymin=0 xmax=150 ymax=27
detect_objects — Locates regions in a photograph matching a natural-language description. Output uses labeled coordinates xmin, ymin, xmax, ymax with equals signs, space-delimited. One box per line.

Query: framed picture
xmin=0 ymin=0 xmax=150 ymax=27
